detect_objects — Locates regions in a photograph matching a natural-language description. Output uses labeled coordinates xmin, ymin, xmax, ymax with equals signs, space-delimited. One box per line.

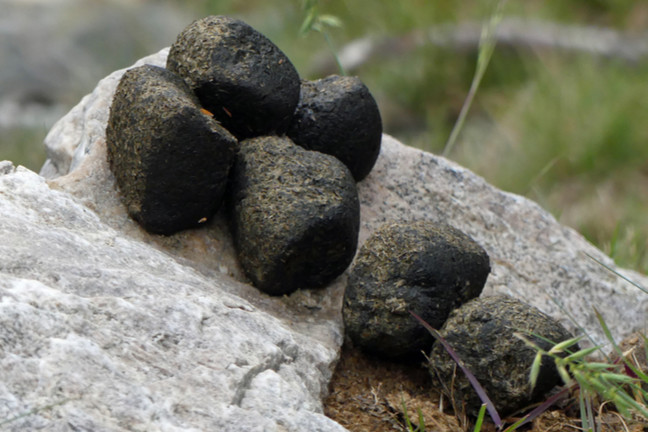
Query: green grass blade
xmin=529 ymin=352 xmax=542 ymax=390
xmin=579 ymin=391 xmax=594 ymax=432
xmin=586 ymin=252 xmax=648 ymax=295
xmin=417 ymin=408 xmax=425 ymax=432
xmin=614 ymin=389 xmax=648 ymax=419
xmin=473 ymin=404 xmax=487 ymax=432
xmin=322 ymin=31 xmax=346 ymax=76
xmin=599 ymin=372 xmax=638 ymax=383
xmin=299 ymin=8 xmax=317 ymax=35
xmin=401 ymin=398 xmax=415 ymax=431
xmin=557 ymin=363 xmax=573 ymax=386
xmin=548 ymin=336 xmax=584 ymax=354
xmin=582 ymin=362 xmax=620 ymax=371
xmin=565 ymin=346 xmax=601 ymax=361
xmin=318 ymin=14 xmax=342 ymax=28
xmin=594 ymin=308 xmax=648 ymax=383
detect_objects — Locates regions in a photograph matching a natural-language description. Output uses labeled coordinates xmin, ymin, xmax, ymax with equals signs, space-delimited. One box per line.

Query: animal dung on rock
xmin=166 ymin=15 xmax=301 ymax=139
xmin=288 ymin=75 xmax=382 ymax=181
xmin=428 ymin=295 xmax=578 ymax=417
xmin=106 ymin=15 xmax=380 ymax=295
xmin=228 ymin=136 xmax=360 ymax=296
xmin=343 ymin=221 xmax=491 ymax=360
xmin=106 ymin=64 xmax=238 ymax=235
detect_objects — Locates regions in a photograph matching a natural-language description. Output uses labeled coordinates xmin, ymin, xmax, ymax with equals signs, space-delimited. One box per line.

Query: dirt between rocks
xmin=324 ymin=344 xmax=648 ymax=432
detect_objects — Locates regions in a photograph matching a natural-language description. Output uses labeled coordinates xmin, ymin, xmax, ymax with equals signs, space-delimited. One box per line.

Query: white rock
xmin=0 ymin=48 xmax=645 ymax=430
xmin=0 ymin=163 xmax=345 ymax=431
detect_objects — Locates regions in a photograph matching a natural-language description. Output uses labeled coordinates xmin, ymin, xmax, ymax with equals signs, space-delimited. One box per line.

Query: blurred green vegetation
xmin=1 ymin=127 xmax=49 ymax=171
xmin=3 ymin=0 xmax=648 ymax=272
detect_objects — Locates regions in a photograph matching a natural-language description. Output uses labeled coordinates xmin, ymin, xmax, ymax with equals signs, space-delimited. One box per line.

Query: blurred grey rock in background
xmin=0 ymin=0 xmax=196 ymax=168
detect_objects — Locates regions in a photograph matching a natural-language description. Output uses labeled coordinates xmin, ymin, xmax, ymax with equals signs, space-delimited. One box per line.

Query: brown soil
xmin=324 ymin=343 xmax=648 ymax=432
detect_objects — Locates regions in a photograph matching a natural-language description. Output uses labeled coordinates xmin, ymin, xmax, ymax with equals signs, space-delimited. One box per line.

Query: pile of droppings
xmin=105 ymin=14 xmax=580 ymax=427
xmin=106 ymin=15 xmax=381 ymax=296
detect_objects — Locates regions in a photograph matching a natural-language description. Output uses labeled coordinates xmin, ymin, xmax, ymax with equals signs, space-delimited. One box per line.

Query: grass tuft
xmin=299 ymin=0 xmax=346 ymax=75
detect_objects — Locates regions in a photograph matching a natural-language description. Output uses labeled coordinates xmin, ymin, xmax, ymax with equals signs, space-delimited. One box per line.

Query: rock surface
xmin=343 ymin=220 xmax=490 ymax=360
xmin=0 ymin=48 xmax=645 ymax=431
xmin=0 ymin=162 xmax=345 ymax=432
xmin=228 ymin=136 xmax=359 ymax=296
xmin=428 ymin=295 xmax=575 ymax=416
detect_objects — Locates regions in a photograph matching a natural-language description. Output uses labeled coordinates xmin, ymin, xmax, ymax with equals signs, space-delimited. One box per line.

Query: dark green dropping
xmin=343 ymin=220 xmax=491 ymax=360
xmin=228 ymin=136 xmax=360 ymax=296
xmin=166 ymin=15 xmax=300 ymax=139
xmin=106 ymin=64 xmax=238 ymax=235
xmin=428 ymin=295 xmax=578 ymax=417
xmin=288 ymin=75 xmax=382 ymax=182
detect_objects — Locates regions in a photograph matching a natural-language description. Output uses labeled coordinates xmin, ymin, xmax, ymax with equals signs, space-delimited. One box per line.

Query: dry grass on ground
xmin=324 ymin=344 xmax=648 ymax=432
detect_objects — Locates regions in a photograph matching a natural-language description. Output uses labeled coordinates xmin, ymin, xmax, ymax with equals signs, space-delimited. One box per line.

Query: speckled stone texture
xmin=288 ymin=75 xmax=382 ymax=181
xmin=228 ymin=136 xmax=360 ymax=296
xmin=343 ymin=221 xmax=490 ymax=360
xmin=0 ymin=163 xmax=347 ymax=432
xmin=106 ymin=64 xmax=237 ymax=235
xmin=166 ymin=15 xmax=300 ymax=139
xmin=428 ymin=295 xmax=576 ymax=417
